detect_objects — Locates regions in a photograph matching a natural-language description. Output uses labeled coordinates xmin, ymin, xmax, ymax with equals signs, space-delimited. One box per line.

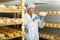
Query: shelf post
xmin=21 ymin=0 xmax=25 ymax=40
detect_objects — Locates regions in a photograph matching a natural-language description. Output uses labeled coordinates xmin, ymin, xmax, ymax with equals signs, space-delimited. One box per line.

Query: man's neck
xmin=27 ymin=12 xmax=32 ymax=15
xmin=28 ymin=12 xmax=32 ymax=18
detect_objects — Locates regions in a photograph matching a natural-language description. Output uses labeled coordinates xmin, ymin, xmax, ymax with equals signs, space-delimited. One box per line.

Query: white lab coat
xmin=24 ymin=13 xmax=44 ymax=40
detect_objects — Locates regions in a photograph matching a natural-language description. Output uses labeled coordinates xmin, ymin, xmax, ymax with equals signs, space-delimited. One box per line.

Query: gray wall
xmin=35 ymin=3 xmax=60 ymax=35
xmin=34 ymin=0 xmax=60 ymax=35
xmin=35 ymin=3 xmax=60 ymax=11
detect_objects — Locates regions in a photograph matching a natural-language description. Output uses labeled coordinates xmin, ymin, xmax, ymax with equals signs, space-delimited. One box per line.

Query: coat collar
xmin=25 ymin=12 xmax=36 ymax=19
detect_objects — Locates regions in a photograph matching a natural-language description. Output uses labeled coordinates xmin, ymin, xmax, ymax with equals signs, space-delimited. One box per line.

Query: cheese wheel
xmin=53 ymin=11 xmax=56 ymax=14
xmin=18 ymin=19 xmax=24 ymax=24
xmin=13 ymin=32 xmax=20 ymax=37
xmin=11 ymin=18 xmax=18 ymax=24
xmin=0 ymin=19 xmax=4 ymax=24
xmin=46 ymin=11 xmax=48 ymax=14
xmin=17 ymin=6 xmax=26 ymax=9
xmin=50 ymin=35 xmax=55 ymax=39
xmin=48 ymin=33 xmax=55 ymax=39
xmin=49 ymin=11 xmax=52 ymax=14
xmin=20 ymin=31 xmax=25 ymax=36
xmin=2 ymin=18 xmax=7 ymax=23
xmin=11 ymin=18 xmax=23 ymax=24
xmin=5 ymin=33 xmax=14 ymax=38
xmin=57 ymin=11 xmax=60 ymax=14
xmin=49 ymin=23 xmax=53 ymax=27
xmin=55 ymin=36 xmax=60 ymax=40
xmin=0 ymin=5 xmax=6 ymax=9
xmin=40 ymin=34 xmax=42 ymax=37
xmin=6 ymin=19 xmax=11 ymax=24
xmin=46 ymin=23 xmax=50 ymax=27
xmin=43 ymin=34 xmax=46 ymax=38
xmin=17 ymin=6 xmax=22 ymax=9
xmin=16 ymin=19 xmax=21 ymax=24
xmin=0 ymin=34 xmax=5 ymax=38
xmin=7 ymin=6 xmax=17 ymax=9
xmin=46 ymin=35 xmax=50 ymax=39
xmin=53 ymin=24 xmax=58 ymax=28
xmin=57 ymin=24 xmax=60 ymax=28
xmin=39 ymin=12 xmax=46 ymax=16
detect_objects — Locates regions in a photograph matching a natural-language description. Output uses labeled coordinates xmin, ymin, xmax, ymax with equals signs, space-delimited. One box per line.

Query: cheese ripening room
xmin=0 ymin=0 xmax=60 ymax=40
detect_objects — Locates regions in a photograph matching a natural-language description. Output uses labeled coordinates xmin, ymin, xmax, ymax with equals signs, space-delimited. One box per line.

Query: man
xmin=24 ymin=3 xmax=45 ymax=40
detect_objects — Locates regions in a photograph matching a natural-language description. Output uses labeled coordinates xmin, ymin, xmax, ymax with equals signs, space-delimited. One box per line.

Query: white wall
xmin=0 ymin=0 xmax=40 ymax=5
xmin=0 ymin=0 xmax=60 ymax=5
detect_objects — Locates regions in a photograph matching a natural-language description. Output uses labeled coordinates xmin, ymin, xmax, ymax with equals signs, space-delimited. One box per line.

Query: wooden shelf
xmin=0 ymin=10 xmax=21 ymax=13
xmin=0 ymin=33 xmax=24 ymax=40
xmin=34 ymin=2 xmax=47 ymax=4
xmin=0 ymin=9 xmax=26 ymax=13
xmin=45 ymin=22 xmax=60 ymax=28
xmin=35 ymin=11 xmax=60 ymax=15
xmin=0 ymin=0 xmax=26 ymax=40
xmin=1 ymin=35 xmax=22 ymax=40
xmin=39 ymin=30 xmax=60 ymax=40
xmin=0 ymin=23 xmax=22 ymax=26
xmin=0 ymin=27 xmax=25 ymax=40
xmin=46 ymin=11 xmax=60 ymax=15
xmin=0 ymin=18 xmax=24 ymax=26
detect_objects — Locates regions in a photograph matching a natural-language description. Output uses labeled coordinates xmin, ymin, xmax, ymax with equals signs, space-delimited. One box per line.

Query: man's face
xmin=28 ymin=7 xmax=35 ymax=14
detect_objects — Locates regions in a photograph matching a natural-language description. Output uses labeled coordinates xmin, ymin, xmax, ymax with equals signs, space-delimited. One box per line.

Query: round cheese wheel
xmin=57 ymin=11 xmax=60 ymax=14
xmin=17 ymin=6 xmax=26 ymax=9
xmin=57 ymin=24 xmax=60 ymax=28
xmin=0 ymin=5 xmax=6 ymax=9
xmin=53 ymin=11 xmax=56 ymax=14
xmin=5 ymin=33 xmax=14 ymax=38
xmin=39 ymin=12 xmax=46 ymax=16
xmin=46 ymin=23 xmax=49 ymax=27
xmin=13 ymin=32 xmax=20 ymax=37
xmin=49 ymin=11 xmax=52 ymax=14
xmin=6 ymin=19 xmax=11 ymax=24
xmin=0 ymin=19 xmax=4 ymax=24
xmin=53 ymin=24 xmax=58 ymax=28
xmin=49 ymin=23 xmax=53 ymax=27
xmin=7 ymin=6 xmax=17 ymax=9
xmin=0 ymin=33 xmax=5 ymax=38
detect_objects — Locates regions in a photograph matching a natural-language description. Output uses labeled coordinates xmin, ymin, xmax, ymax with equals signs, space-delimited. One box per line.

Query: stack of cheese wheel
xmin=0 ymin=33 xmax=5 ymax=38
xmin=7 ymin=5 xmax=17 ymax=10
xmin=39 ymin=30 xmax=56 ymax=40
xmin=0 ymin=5 xmax=6 ymax=10
xmin=57 ymin=23 xmax=60 ymax=28
xmin=0 ymin=27 xmax=25 ymax=38
xmin=17 ymin=6 xmax=26 ymax=9
xmin=0 ymin=17 xmax=23 ymax=26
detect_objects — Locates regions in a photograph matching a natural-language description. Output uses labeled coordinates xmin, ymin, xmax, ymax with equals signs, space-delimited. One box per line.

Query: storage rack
xmin=36 ymin=11 xmax=60 ymax=40
xmin=0 ymin=0 xmax=26 ymax=40
xmin=39 ymin=30 xmax=60 ymax=40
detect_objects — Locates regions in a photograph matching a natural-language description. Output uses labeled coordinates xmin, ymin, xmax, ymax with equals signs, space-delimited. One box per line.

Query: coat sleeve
xmin=38 ymin=19 xmax=45 ymax=28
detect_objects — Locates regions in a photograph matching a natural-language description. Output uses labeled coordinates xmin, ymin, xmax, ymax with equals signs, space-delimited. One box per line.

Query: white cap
xmin=27 ymin=3 xmax=35 ymax=9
